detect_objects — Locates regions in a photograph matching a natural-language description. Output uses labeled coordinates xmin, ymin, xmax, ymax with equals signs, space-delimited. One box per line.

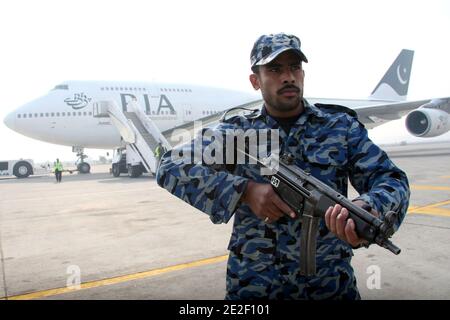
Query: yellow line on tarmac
xmin=416 ymin=199 xmax=450 ymax=208
xmin=409 ymin=207 xmax=450 ymax=217
xmin=4 ymin=196 xmax=450 ymax=300
xmin=410 ymin=185 xmax=450 ymax=191
xmin=408 ymin=200 xmax=450 ymax=217
xmin=6 ymin=254 xmax=228 ymax=300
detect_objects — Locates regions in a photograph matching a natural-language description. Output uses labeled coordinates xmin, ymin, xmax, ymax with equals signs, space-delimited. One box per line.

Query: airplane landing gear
xmin=73 ymin=146 xmax=91 ymax=174
xmin=77 ymin=162 xmax=91 ymax=174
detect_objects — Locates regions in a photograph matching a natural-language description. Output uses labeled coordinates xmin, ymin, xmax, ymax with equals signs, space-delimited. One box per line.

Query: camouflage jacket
xmin=156 ymin=99 xmax=410 ymax=299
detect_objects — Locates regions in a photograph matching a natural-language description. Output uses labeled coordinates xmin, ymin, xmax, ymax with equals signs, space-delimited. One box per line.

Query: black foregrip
xmin=346 ymin=208 xmax=378 ymax=242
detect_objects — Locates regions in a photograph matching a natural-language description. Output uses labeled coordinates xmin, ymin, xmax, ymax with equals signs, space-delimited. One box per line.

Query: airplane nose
xmin=3 ymin=112 xmax=16 ymax=130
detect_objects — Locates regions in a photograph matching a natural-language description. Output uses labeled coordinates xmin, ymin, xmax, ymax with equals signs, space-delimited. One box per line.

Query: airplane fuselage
xmin=5 ymin=81 xmax=259 ymax=149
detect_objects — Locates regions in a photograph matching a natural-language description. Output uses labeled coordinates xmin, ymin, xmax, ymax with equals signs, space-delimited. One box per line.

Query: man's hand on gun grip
xmin=241 ymin=180 xmax=296 ymax=224
xmin=324 ymin=201 xmax=379 ymax=248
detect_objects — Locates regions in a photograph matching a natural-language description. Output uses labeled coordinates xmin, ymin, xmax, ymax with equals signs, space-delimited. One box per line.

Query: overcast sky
xmin=0 ymin=0 xmax=449 ymax=163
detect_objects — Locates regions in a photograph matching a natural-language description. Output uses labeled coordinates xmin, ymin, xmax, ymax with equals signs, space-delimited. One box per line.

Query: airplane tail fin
xmin=370 ymin=49 xmax=414 ymax=101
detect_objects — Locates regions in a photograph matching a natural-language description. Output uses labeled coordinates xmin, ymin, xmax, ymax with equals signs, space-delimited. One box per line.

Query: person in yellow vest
xmin=53 ymin=158 xmax=63 ymax=183
xmin=154 ymin=142 xmax=166 ymax=167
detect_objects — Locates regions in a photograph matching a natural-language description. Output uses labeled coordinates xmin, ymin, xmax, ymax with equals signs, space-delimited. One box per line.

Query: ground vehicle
xmin=0 ymin=159 xmax=34 ymax=178
xmin=111 ymin=149 xmax=148 ymax=178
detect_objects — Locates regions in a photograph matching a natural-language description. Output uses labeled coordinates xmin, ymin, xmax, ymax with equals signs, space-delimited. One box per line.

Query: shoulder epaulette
xmin=220 ymin=107 xmax=261 ymax=123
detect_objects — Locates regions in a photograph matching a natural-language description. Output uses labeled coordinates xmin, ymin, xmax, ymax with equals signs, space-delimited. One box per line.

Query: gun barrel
xmin=380 ymin=239 xmax=401 ymax=255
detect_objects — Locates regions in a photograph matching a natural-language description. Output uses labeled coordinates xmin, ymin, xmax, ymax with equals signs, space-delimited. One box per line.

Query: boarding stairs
xmin=93 ymin=100 xmax=170 ymax=175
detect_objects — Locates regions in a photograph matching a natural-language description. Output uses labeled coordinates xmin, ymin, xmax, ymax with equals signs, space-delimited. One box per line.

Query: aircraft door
xmin=183 ymin=104 xmax=195 ymax=123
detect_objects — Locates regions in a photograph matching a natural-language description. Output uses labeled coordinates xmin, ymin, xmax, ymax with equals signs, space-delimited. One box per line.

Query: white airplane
xmin=3 ymin=49 xmax=450 ymax=176
xmin=3 ymin=81 xmax=258 ymax=174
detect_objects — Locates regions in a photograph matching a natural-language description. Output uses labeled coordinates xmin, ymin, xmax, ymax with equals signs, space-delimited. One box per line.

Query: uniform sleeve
xmin=347 ymin=118 xmax=410 ymax=229
xmin=156 ymin=124 xmax=249 ymax=224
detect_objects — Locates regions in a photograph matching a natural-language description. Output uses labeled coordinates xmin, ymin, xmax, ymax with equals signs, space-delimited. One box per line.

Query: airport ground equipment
xmin=0 ymin=159 xmax=34 ymax=178
xmin=242 ymin=151 xmax=401 ymax=276
xmin=93 ymin=100 xmax=170 ymax=178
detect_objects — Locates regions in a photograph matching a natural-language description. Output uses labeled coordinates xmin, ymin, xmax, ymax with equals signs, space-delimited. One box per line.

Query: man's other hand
xmin=324 ymin=201 xmax=379 ymax=248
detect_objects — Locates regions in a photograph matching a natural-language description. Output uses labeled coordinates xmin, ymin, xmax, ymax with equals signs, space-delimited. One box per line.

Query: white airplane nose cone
xmin=3 ymin=112 xmax=16 ymax=130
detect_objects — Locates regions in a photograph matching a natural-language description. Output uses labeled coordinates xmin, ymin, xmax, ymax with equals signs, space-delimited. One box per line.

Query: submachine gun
xmin=244 ymin=151 xmax=402 ymax=277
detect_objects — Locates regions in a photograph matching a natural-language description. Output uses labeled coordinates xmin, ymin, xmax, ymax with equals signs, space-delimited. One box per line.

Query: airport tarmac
xmin=0 ymin=142 xmax=449 ymax=300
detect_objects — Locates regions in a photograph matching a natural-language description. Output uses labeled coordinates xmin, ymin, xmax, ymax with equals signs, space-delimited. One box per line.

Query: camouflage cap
xmin=250 ymin=33 xmax=308 ymax=67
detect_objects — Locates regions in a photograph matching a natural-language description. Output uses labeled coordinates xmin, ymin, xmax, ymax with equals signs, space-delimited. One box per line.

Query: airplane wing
xmin=161 ymin=97 xmax=435 ymax=146
xmin=353 ymin=99 xmax=430 ymax=129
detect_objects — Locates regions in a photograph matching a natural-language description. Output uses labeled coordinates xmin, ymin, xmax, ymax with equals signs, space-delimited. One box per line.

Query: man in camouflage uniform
xmin=156 ymin=33 xmax=410 ymax=299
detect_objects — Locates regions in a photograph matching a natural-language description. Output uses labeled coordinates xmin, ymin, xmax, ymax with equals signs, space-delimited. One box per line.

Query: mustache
xmin=277 ymin=85 xmax=300 ymax=94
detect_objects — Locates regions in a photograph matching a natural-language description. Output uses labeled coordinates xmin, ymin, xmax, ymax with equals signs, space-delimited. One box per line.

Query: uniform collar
xmin=254 ymin=99 xmax=326 ymax=125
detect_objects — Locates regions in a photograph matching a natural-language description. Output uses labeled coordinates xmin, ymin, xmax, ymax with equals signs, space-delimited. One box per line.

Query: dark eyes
xmin=268 ymin=67 xmax=280 ymax=72
xmin=268 ymin=65 xmax=301 ymax=73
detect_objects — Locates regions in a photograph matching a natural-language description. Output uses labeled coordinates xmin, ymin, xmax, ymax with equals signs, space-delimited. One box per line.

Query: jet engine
xmin=405 ymin=99 xmax=450 ymax=137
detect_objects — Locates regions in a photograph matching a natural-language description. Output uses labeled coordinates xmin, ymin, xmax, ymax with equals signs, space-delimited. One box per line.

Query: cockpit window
xmin=52 ymin=84 xmax=69 ymax=90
